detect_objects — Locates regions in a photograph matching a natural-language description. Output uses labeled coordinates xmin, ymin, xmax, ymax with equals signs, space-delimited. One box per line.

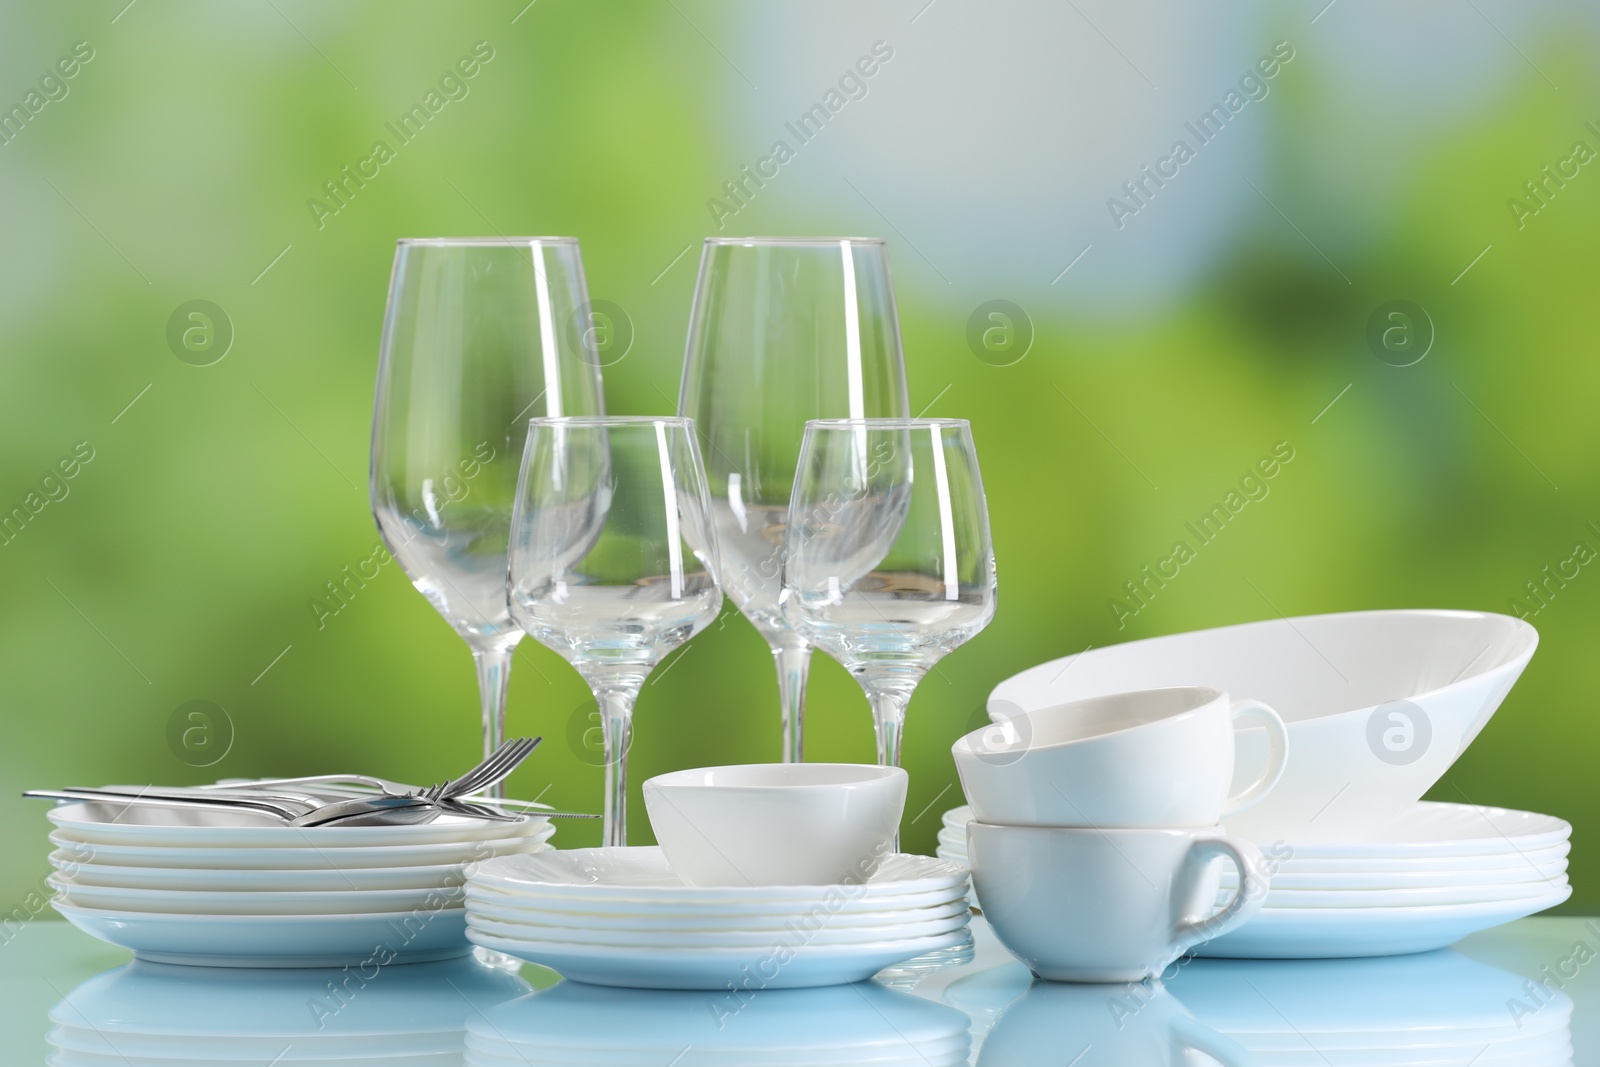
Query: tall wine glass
xmin=508 ymin=416 xmax=723 ymax=846
xmin=679 ymin=237 xmax=909 ymax=763
xmin=372 ymin=238 xmax=605 ymax=782
xmin=781 ymin=419 xmax=997 ymax=772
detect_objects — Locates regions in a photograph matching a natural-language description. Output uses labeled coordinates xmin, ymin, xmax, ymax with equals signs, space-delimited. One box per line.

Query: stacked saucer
xmin=1201 ymin=801 xmax=1571 ymax=958
xmin=47 ymin=800 xmax=554 ymax=966
xmin=464 ymin=847 xmax=971 ymax=989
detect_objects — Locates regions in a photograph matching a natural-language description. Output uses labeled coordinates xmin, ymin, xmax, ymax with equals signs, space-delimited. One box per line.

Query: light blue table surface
xmin=3 ymin=913 xmax=1596 ymax=1064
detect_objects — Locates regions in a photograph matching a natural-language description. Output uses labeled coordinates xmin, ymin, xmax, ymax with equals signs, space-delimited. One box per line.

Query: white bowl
xmin=643 ymin=764 xmax=907 ymax=886
xmin=989 ymin=609 xmax=1537 ymax=842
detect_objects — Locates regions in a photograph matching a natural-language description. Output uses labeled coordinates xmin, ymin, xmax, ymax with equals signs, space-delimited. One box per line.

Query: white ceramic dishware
xmin=47 ymin=801 xmax=550 ymax=847
xmin=48 ymin=828 xmax=551 ymax=870
xmin=464 ymin=847 xmax=971 ymax=989
xmin=987 ymin=609 xmax=1537 ymax=842
xmin=51 ymin=901 xmax=471 ymax=967
xmin=954 ymin=686 xmax=1287 ymax=828
xmin=643 ymin=763 xmax=908 ymax=886
xmin=54 ymin=854 xmax=474 ymax=891
xmin=968 ymin=822 xmax=1265 ymax=982
xmin=48 ymin=876 xmax=465 ymax=916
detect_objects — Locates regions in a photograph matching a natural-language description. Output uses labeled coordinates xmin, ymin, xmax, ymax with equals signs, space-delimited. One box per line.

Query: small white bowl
xmin=642 ymin=764 xmax=907 ymax=887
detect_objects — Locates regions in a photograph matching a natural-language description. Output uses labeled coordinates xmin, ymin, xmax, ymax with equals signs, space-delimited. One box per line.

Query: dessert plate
xmin=48 ymin=801 xmax=549 ymax=847
xmin=464 ymin=891 xmax=971 ymax=930
xmin=1192 ymin=884 xmax=1572 ymax=958
xmin=51 ymin=901 xmax=471 ymax=967
xmin=465 ymin=926 xmax=969 ymax=990
xmin=464 ymin=908 xmax=970 ymax=948
xmin=49 ymin=828 xmax=550 ymax=869
xmin=50 ymin=875 xmax=465 ymax=915
xmin=53 ymin=852 xmax=469 ymax=891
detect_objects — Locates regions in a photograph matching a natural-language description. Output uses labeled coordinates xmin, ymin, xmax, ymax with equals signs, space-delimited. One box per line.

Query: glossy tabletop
xmin=3 ymin=913 xmax=1595 ymax=1064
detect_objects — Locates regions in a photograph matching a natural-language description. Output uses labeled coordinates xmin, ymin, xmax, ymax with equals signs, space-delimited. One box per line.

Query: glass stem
xmin=597 ymin=688 xmax=636 ymax=848
xmin=773 ymin=640 xmax=812 ymax=764
xmin=470 ymin=638 xmax=518 ymax=799
xmin=869 ymin=690 xmax=910 ymax=852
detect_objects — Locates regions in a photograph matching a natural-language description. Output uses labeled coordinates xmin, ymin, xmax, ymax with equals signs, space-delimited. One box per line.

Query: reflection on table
xmin=47 ymin=953 xmax=530 ymax=1065
xmin=465 ymin=978 xmax=972 ymax=1066
xmin=944 ymin=942 xmax=1574 ymax=1067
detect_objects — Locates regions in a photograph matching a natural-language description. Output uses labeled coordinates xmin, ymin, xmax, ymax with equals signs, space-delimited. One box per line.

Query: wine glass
xmin=371 ymin=238 xmax=605 ymax=784
xmin=678 ymin=237 xmax=909 ymax=763
xmin=508 ymin=416 xmax=723 ymax=846
xmin=780 ymin=418 xmax=997 ymax=771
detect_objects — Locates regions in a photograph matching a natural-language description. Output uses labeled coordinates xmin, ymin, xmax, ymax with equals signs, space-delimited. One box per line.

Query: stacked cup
xmin=952 ymin=685 xmax=1290 ymax=982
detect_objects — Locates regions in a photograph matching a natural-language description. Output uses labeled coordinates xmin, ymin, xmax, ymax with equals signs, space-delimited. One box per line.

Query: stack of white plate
xmin=47 ymin=800 xmax=554 ymax=967
xmin=937 ymin=801 xmax=1570 ymax=958
xmin=49 ymin=953 xmax=530 ymax=1065
xmin=465 ymin=978 xmax=973 ymax=1066
xmin=464 ymin=846 xmax=972 ymax=990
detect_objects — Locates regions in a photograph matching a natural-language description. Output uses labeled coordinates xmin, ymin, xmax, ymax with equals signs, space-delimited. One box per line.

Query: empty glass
xmin=679 ymin=237 xmax=909 ymax=763
xmin=781 ymin=418 xmax=997 ymax=770
xmin=371 ymin=238 xmax=606 ymax=783
xmin=508 ymin=417 xmax=723 ymax=846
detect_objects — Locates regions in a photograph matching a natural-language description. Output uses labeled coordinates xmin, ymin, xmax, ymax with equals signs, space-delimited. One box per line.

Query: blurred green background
xmin=1 ymin=1 xmax=1595 ymax=915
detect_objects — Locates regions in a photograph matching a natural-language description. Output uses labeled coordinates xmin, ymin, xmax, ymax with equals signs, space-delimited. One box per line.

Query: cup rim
xmin=956 ymin=685 xmax=1228 ymax=758
xmin=703 ymin=236 xmax=885 ymax=247
xmin=644 ymin=763 xmax=907 ymax=792
xmin=396 ymin=236 xmax=579 ymax=246
xmin=806 ymin=417 xmax=971 ymax=431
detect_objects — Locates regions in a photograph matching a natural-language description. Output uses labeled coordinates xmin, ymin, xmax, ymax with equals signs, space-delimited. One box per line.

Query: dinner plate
xmin=1192 ymin=884 xmax=1572 ymax=958
xmin=466 ymin=1041 xmax=969 ymax=1067
xmin=466 ymin=926 xmax=970 ymax=989
xmin=51 ymin=901 xmax=471 ymax=967
xmin=471 ymin=848 xmax=968 ymax=903
xmin=50 ymin=875 xmax=466 ymax=915
xmin=464 ymin=908 xmax=970 ymax=948
xmin=49 ymin=827 xmax=551 ymax=869
xmin=1213 ymin=877 xmax=1568 ymax=910
xmin=51 ymin=851 xmax=469 ymax=891
xmin=1217 ymin=861 xmax=1567 ymax=890
xmin=1267 ymin=803 xmax=1569 ymax=859
xmin=48 ymin=801 xmax=551 ymax=847
xmin=49 ymin=1023 xmax=463 ymax=1057
xmin=464 ymin=891 xmax=972 ymax=930
xmin=50 ymin=1052 xmax=459 ymax=1067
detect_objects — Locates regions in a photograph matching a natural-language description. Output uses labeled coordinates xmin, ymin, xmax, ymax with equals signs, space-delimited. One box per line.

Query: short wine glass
xmin=780 ymin=418 xmax=997 ymax=771
xmin=508 ymin=416 xmax=723 ymax=847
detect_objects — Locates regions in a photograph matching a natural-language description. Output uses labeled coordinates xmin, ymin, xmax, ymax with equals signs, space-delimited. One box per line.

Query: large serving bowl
xmin=987 ymin=610 xmax=1536 ymax=843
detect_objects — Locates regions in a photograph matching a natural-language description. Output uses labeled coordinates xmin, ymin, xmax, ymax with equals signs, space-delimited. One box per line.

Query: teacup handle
xmin=1222 ymin=699 xmax=1288 ymax=817
xmin=1171 ymin=834 xmax=1267 ymax=955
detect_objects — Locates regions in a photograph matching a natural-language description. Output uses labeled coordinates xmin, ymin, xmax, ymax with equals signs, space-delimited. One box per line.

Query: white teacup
xmin=953 ymin=686 xmax=1288 ymax=828
xmin=642 ymin=763 xmax=907 ymax=887
xmin=968 ymin=821 xmax=1266 ymax=983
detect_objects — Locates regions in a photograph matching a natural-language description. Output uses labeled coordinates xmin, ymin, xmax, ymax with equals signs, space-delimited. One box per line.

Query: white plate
xmin=466 ymin=925 xmax=970 ymax=989
xmin=1192 ymin=884 xmax=1572 ymax=958
xmin=1222 ymin=856 xmax=1568 ymax=887
xmin=1214 ymin=876 xmax=1568 ymax=909
xmin=52 ymin=900 xmax=471 ymax=966
xmin=50 ymin=1052 xmax=459 ymax=1067
xmin=1255 ymin=844 xmax=1571 ymax=874
xmin=49 ymin=1023 xmax=463 ymax=1057
xmin=50 ymin=874 xmax=466 ymax=915
xmin=460 ymin=876 xmax=960 ymax=921
xmin=471 ymin=848 xmax=968 ymax=904
xmin=464 ymin=890 xmax=972 ymax=931
xmin=464 ymin=907 xmax=971 ymax=948
xmin=1275 ymin=802 xmax=1569 ymax=859
xmin=47 ymin=801 xmax=551 ymax=847
xmin=49 ymin=826 xmax=551 ymax=869
xmin=50 ymin=850 xmax=470 ymax=891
